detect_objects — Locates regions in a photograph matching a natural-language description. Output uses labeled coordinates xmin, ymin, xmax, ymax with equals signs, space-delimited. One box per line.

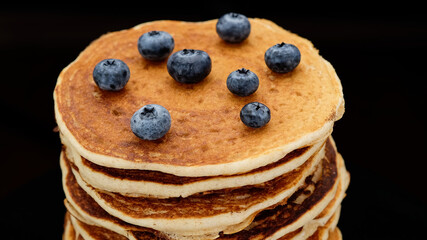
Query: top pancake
xmin=54 ymin=18 xmax=344 ymax=176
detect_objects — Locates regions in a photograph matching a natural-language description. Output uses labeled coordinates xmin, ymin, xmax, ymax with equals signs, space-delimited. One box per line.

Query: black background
xmin=1 ymin=2 xmax=426 ymax=239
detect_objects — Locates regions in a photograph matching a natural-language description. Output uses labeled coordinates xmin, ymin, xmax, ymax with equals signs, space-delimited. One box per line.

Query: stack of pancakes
xmin=54 ymin=18 xmax=349 ymax=240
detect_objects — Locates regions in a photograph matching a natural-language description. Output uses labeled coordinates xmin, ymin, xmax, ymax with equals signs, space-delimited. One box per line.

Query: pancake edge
xmin=67 ymin=139 xmax=326 ymax=198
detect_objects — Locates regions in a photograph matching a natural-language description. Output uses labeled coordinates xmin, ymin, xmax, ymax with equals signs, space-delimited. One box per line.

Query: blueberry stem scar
xmin=238 ymin=68 xmax=250 ymax=74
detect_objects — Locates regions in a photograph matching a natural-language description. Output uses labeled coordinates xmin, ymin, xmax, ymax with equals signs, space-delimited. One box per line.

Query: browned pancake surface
xmin=80 ymin=145 xmax=311 ymax=184
xmin=63 ymin=139 xmax=338 ymax=239
xmin=68 ymin=148 xmax=317 ymax=218
xmin=63 ymin=212 xmax=76 ymax=240
xmin=55 ymin=19 xmax=342 ymax=167
xmin=72 ymin=216 xmax=127 ymax=240
xmin=218 ymin=139 xmax=337 ymax=239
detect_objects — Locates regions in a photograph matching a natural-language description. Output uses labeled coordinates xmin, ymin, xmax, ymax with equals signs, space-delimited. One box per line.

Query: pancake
xmin=68 ymin=209 xmax=340 ymax=240
xmin=62 ymin=137 xmax=347 ymax=240
xmin=63 ymin=212 xmax=77 ymax=240
xmin=63 ymin=149 xmax=347 ymax=240
xmin=326 ymin=228 xmax=342 ymax=240
xmin=57 ymin=15 xmax=349 ymax=240
xmin=69 ymin=209 xmax=340 ymax=240
xmin=54 ymin=18 xmax=344 ymax=177
xmin=277 ymin=153 xmax=348 ymax=240
xmin=63 ymin=142 xmax=324 ymax=236
xmin=306 ymin=207 xmax=341 ymax=240
xmin=221 ymin=148 xmax=347 ymax=240
xmin=278 ymin=206 xmax=340 ymax=240
xmin=69 ymin=214 xmax=127 ymax=240
xmin=65 ymin=138 xmax=326 ymax=198
xmin=66 ymin=210 xmax=342 ymax=240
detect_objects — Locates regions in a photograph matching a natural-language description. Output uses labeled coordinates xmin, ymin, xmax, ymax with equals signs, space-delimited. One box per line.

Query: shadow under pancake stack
xmin=54 ymin=15 xmax=349 ymax=240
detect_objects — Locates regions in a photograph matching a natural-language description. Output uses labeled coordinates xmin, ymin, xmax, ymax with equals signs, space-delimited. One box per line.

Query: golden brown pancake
xmin=57 ymin=16 xmax=349 ymax=240
xmin=66 ymin=211 xmax=342 ymax=240
xmin=78 ymin=144 xmax=312 ymax=183
xmin=69 ymin=149 xmax=318 ymax=218
xmin=65 ymin=140 xmax=325 ymax=198
xmin=327 ymin=228 xmax=342 ymax=240
xmin=69 ymin=214 xmax=127 ymax=240
xmin=63 ymin=212 xmax=76 ymax=240
xmin=64 ymin=154 xmax=346 ymax=240
xmin=68 ymin=212 xmax=337 ymax=240
xmin=61 ymin=137 xmax=346 ymax=240
xmin=54 ymin=18 xmax=344 ymax=177
xmin=69 ymin=213 xmax=334 ymax=240
xmin=66 ymin=221 xmax=342 ymax=240
xmin=64 ymin=145 xmax=322 ymax=236
xmin=306 ymin=211 xmax=340 ymax=240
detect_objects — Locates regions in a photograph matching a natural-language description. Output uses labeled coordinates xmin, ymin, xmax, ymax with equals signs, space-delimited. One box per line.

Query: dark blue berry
xmin=216 ymin=12 xmax=251 ymax=43
xmin=167 ymin=49 xmax=212 ymax=84
xmin=130 ymin=104 xmax=171 ymax=140
xmin=93 ymin=59 xmax=130 ymax=91
xmin=226 ymin=68 xmax=259 ymax=96
xmin=264 ymin=42 xmax=301 ymax=73
xmin=137 ymin=31 xmax=174 ymax=61
xmin=240 ymin=102 xmax=271 ymax=128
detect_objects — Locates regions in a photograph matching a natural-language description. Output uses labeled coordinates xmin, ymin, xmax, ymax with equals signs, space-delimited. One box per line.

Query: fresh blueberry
xmin=216 ymin=12 xmax=251 ymax=43
xmin=264 ymin=42 xmax=301 ymax=73
xmin=130 ymin=104 xmax=171 ymax=140
xmin=93 ymin=59 xmax=130 ymax=91
xmin=167 ymin=49 xmax=212 ymax=84
xmin=240 ymin=102 xmax=271 ymax=128
xmin=227 ymin=68 xmax=259 ymax=97
xmin=137 ymin=31 xmax=174 ymax=61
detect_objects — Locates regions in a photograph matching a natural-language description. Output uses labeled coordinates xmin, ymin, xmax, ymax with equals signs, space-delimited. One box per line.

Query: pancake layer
xmin=54 ymin=18 xmax=344 ymax=177
xmin=62 ymin=147 xmax=348 ymax=240
xmin=61 ymin=137 xmax=348 ymax=239
xmin=57 ymin=16 xmax=349 ymax=240
xmin=65 ymin=139 xmax=326 ymax=198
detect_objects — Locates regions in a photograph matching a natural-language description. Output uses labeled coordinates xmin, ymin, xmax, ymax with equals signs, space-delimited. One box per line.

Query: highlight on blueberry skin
xmin=240 ymin=102 xmax=271 ymax=128
xmin=93 ymin=58 xmax=130 ymax=91
xmin=137 ymin=31 xmax=174 ymax=61
xmin=167 ymin=49 xmax=212 ymax=84
xmin=130 ymin=104 xmax=171 ymax=141
xmin=227 ymin=68 xmax=259 ymax=97
xmin=264 ymin=42 xmax=301 ymax=73
xmin=216 ymin=12 xmax=251 ymax=43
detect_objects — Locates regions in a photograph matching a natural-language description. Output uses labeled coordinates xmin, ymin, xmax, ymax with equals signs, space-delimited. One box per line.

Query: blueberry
xmin=130 ymin=104 xmax=171 ymax=140
xmin=264 ymin=42 xmax=301 ymax=73
xmin=227 ymin=68 xmax=259 ymax=96
xmin=167 ymin=49 xmax=212 ymax=84
xmin=137 ymin=31 xmax=174 ymax=61
xmin=240 ymin=102 xmax=271 ymax=128
xmin=93 ymin=59 xmax=130 ymax=91
xmin=216 ymin=12 xmax=251 ymax=43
